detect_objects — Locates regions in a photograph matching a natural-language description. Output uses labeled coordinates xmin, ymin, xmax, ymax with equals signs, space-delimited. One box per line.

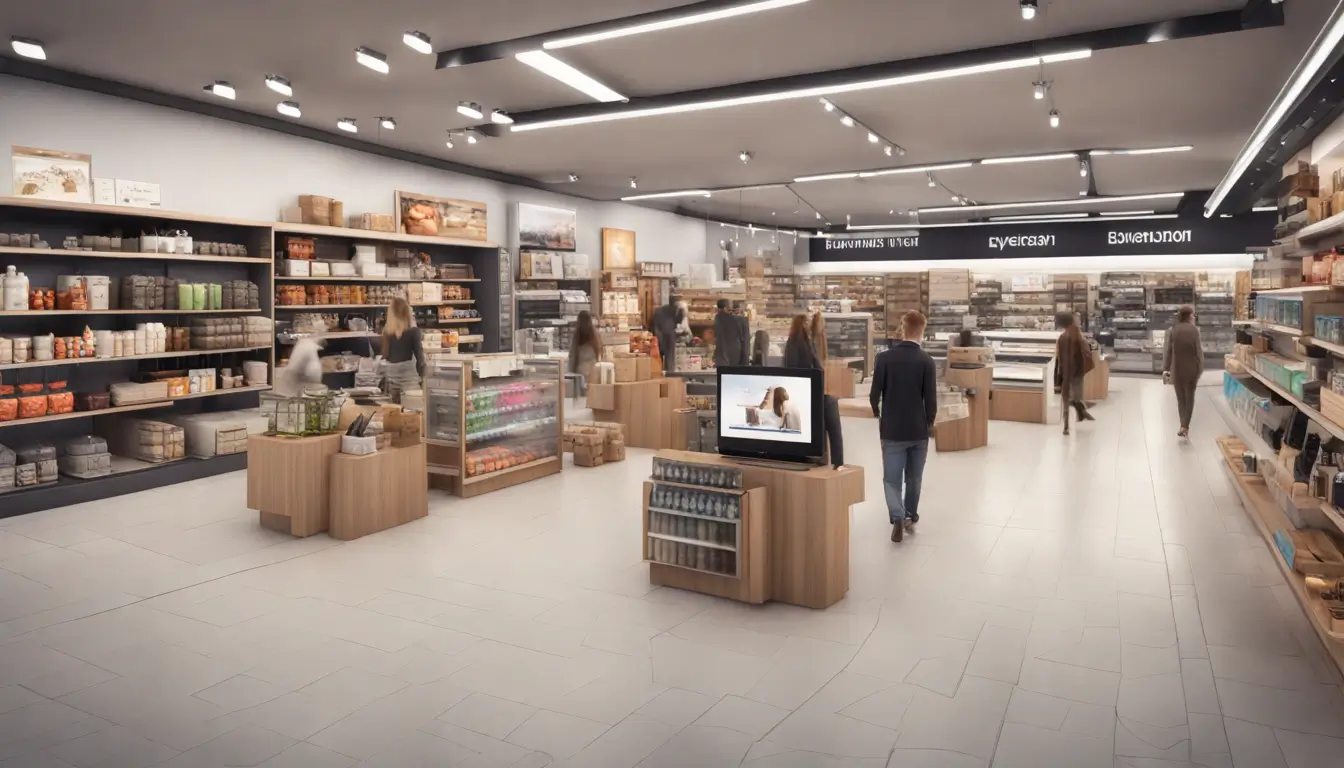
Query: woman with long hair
xmin=1055 ymin=311 xmax=1095 ymax=435
xmin=751 ymin=329 xmax=772 ymax=365
xmin=568 ymin=310 xmax=602 ymax=393
xmin=381 ymin=296 xmax=425 ymax=404
xmin=782 ymin=313 xmax=844 ymax=466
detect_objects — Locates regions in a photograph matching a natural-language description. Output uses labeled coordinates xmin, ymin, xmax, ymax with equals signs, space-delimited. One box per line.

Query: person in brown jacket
xmin=1163 ymin=305 xmax=1205 ymax=438
xmin=1055 ymin=312 xmax=1094 ymax=435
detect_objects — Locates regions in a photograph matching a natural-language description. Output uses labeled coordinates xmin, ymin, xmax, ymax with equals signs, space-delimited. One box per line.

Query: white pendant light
xmin=10 ymin=37 xmax=45 ymax=60
xmin=457 ymin=102 xmax=484 ymax=120
xmin=1021 ymin=1 xmax=1037 ymax=20
xmin=337 ymin=118 xmax=358 ymax=133
xmin=490 ymin=109 xmax=514 ymax=124
xmin=403 ymin=31 xmax=432 ymax=54
xmin=379 ymin=117 xmax=396 ymax=130
xmin=355 ymin=47 xmax=389 ymax=74
xmin=276 ymin=101 xmax=301 ymax=118
xmin=204 ymin=81 xmax=236 ymax=100
xmin=1049 ymin=110 xmax=1060 ymax=128
xmin=264 ymin=75 xmax=292 ymax=97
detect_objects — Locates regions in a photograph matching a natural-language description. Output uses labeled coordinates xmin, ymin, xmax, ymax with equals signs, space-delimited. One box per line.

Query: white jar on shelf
xmin=2 ymin=267 xmax=28 ymax=312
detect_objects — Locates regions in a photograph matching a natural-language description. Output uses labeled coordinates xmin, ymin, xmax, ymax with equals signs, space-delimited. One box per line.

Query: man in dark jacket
xmin=713 ymin=299 xmax=749 ymax=367
xmin=651 ymin=295 xmax=681 ymax=373
xmin=870 ymin=310 xmax=937 ymax=542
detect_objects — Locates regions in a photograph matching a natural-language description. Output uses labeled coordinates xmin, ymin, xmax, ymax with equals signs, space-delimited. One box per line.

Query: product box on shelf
xmin=384 ymin=409 xmax=422 ymax=448
xmin=587 ymin=383 xmax=615 ymax=411
xmin=352 ymin=213 xmax=396 ymax=232
xmin=571 ymin=432 xmax=605 ymax=467
xmin=281 ymin=260 xmax=311 ymax=277
xmin=613 ymin=355 xmax=639 ymax=383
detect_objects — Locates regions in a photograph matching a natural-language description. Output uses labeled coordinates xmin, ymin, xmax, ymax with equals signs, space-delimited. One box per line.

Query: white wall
xmin=0 ymin=76 xmax=708 ymax=271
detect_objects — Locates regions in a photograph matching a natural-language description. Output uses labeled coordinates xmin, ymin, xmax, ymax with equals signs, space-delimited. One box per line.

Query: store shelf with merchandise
xmin=0 ymin=196 xmax=276 ymax=514
xmin=423 ymin=353 xmax=563 ymax=497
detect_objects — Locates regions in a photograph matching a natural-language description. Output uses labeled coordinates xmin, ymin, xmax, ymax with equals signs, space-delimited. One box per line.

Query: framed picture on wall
xmin=395 ymin=190 xmax=488 ymax=241
xmin=602 ymin=227 xmax=636 ymax=270
xmin=12 ymin=146 xmax=93 ymax=202
xmin=517 ymin=202 xmax=577 ymax=250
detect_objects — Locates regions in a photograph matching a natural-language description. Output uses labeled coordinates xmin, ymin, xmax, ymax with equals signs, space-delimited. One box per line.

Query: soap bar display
xmin=652 ymin=457 xmax=743 ymax=490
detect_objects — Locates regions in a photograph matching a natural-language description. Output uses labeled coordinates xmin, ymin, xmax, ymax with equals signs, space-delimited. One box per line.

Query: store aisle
xmin=0 ymin=377 xmax=1336 ymax=767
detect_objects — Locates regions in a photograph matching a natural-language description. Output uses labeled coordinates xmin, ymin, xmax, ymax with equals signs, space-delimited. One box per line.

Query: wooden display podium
xmin=247 ymin=433 xmax=343 ymax=537
xmin=590 ymin=377 xmax=687 ymax=449
xmin=646 ymin=450 xmax=864 ymax=609
xmin=936 ymin=365 xmax=992 ymax=452
xmin=825 ymin=358 xmax=858 ymax=399
xmin=1084 ymin=353 xmax=1110 ymax=401
xmin=329 ymin=443 xmax=429 ymax=540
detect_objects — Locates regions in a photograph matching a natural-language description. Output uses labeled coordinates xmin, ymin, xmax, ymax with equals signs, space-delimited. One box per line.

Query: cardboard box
xmin=614 ymin=356 xmax=639 ymax=383
xmin=1309 ymin=197 xmax=1330 ymax=224
xmin=298 ymin=195 xmax=334 ymax=226
xmin=588 ymin=383 xmax=616 ymax=411
xmin=352 ymin=213 xmax=396 ymax=232
xmin=634 ymin=355 xmax=652 ymax=381
xmin=384 ymin=409 xmax=422 ymax=448
xmin=948 ymin=346 xmax=994 ymax=365
xmin=604 ymin=439 xmax=626 ymax=462
xmin=281 ymin=259 xmax=311 ymax=277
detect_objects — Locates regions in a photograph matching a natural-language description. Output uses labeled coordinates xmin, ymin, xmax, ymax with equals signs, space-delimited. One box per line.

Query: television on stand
xmin=715 ymin=366 xmax=825 ymax=466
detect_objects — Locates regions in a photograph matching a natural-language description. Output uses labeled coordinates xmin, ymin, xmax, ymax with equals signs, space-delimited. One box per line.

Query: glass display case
xmin=823 ymin=312 xmax=875 ymax=381
xmin=423 ymin=354 xmax=563 ymax=497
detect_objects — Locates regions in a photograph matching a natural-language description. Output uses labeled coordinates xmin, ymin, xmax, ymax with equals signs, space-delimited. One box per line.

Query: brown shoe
xmin=891 ymin=523 xmax=904 ymax=542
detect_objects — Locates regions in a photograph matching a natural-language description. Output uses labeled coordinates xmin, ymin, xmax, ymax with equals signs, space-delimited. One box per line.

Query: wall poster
xmin=12 ymin=146 xmax=92 ymax=202
xmin=518 ymin=202 xmax=577 ymax=250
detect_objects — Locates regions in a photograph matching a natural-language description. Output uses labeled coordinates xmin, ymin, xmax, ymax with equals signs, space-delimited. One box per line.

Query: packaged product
xmin=0 ymin=466 xmax=14 ymax=492
xmin=18 ymin=444 xmax=56 ymax=464
xmin=17 ymin=384 xmax=46 ymax=419
xmin=0 ymin=337 xmax=10 ymax=364
xmin=0 ymin=386 xmax=15 ymax=422
xmin=14 ymin=463 xmax=35 ymax=487
xmin=178 ymin=283 xmax=193 ymax=310
xmin=109 ymin=380 xmax=168 ymax=406
xmin=64 ymin=435 xmax=107 ymax=456
xmin=192 ymin=283 xmax=206 ymax=311
xmin=46 ymin=381 xmax=73 ymax=414
xmin=59 ymin=452 xmax=110 ymax=478
xmin=10 ymin=337 xmax=28 ymax=363
xmin=0 ymin=442 xmax=14 ymax=466
xmin=35 ymin=459 xmax=56 ymax=484
xmin=74 ymin=392 xmax=110 ymax=412
xmin=31 ymin=334 xmax=53 ymax=361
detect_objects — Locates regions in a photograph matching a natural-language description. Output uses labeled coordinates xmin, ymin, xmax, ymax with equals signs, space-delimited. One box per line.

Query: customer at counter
xmin=652 ymin=295 xmax=683 ymax=373
xmin=382 ymin=297 xmax=425 ymax=404
xmin=567 ymin=310 xmax=602 ymax=394
xmin=713 ymin=299 xmax=750 ymax=367
xmin=783 ymin=313 xmax=844 ymax=468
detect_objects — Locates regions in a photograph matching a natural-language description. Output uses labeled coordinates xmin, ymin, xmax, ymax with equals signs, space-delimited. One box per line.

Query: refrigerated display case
xmin=424 ymin=354 xmax=563 ymax=497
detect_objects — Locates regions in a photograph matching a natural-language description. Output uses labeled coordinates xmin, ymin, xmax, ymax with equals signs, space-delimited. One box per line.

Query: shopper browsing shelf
xmin=783 ymin=313 xmax=844 ymax=467
xmin=651 ymin=295 xmax=682 ymax=373
xmin=870 ymin=311 xmax=936 ymax=542
xmin=1055 ymin=311 xmax=1095 ymax=435
xmin=713 ymin=298 xmax=750 ymax=367
xmin=567 ymin=310 xmax=602 ymax=394
xmin=382 ymin=297 xmax=425 ymax=404
xmin=1163 ymin=305 xmax=1204 ymax=438
xmin=751 ymin=329 xmax=771 ymax=365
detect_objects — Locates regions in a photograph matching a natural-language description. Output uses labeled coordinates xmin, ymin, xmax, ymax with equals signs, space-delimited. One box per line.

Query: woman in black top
xmin=781 ymin=313 xmax=843 ymax=467
xmin=382 ymin=297 xmax=425 ymax=403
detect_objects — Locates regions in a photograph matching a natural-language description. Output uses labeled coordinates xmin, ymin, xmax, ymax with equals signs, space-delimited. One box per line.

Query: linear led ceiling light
xmin=203 ymin=81 xmax=236 ymax=100
xmin=403 ymin=31 xmax=433 ymax=54
xmin=845 ymin=213 xmax=1180 ymax=230
xmin=543 ymin=0 xmax=809 ymax=49
xmin=621 ymin=189 xmax=713 ymax=201
xmin=276 ymin=101 xmax=302 ymax=118
xmin=1090 ymin=145 xmax=1193 ymax=156
xmin=989 ymin=213 xmax=1089 ymax=221
xmin=919 ymin=191 xmax=1184 ymax=214
xmin=264 ymin=75 xmax=293 ymax=97
xmin=1252 ymin=205 xmax=1277 ymax=212
xmin=355 ymin=47 xmax=389 ymax=73
xmin=1207 ymin=2 xmax=1344 ymax=216
xmin=512 ymin=49 xmax=1090 ymax=131
xmin=980 ymin=152 xmax=1077 ymax=165
xmin=794 ymin=172 xmax=859 ymax=183
xmin=457 ymin=102 xmax=484 ymax=119
xmin=515 ymin=50 xmax=626 ymax=102
xmin=858 ymin=162 xmax=975 ymax=178
xmin=1100 ymin=210 xmax=1155 ymax=216
xmin=10 ymin=37 xmax=45 ymax=60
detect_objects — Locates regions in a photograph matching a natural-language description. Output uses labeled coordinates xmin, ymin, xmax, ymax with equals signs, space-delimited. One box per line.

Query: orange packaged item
xmin=17 ymin=383 xmax=47 ymax=419
xmin=0 ymin=385 xmax=15 ymax=422
xmin=165 ymin=377 xmax=189 ymax=397
xmin=46 ymin=381 xmax=72 ymax=414
xmin=42 ymin=290 xmax=54 ymax=311
xmin=29 ymin=290 xmax=42 ymax=311
xmin=53 ymin=337 xmax=67 ymax=360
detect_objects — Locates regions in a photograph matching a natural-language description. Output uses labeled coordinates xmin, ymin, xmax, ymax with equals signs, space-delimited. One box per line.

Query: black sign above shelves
xmin=808 ymin=213 xmax=1274 ymax=263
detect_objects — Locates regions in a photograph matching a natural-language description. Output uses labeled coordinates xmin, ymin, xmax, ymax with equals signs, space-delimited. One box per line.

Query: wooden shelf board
xmin=645 ymin=559 xmax=739 ymax=580
xmin=0 ymin=309 xmax=260 ymax=317
xmin=0 ymin=346 xmax=270 ymax=372
xmin=275 ymin=303 xmax=463 ymax=311
xmin=1247 ymin=322 xmax=1306 ymax=337
xmin=427 ymin=464 xmax=460 ymax=477
xmin=273 ymin=221 xmax=498 ymax=249
xmin=0 ymin=246 xmax=271 ymax=265
xmin=434 ymin=317 xmax=482 ymax=324
xmin=0 ymin=401 xmax=166 ymax=429
xmin=170 ymin=385 xmax=271 ymax=400
xmin=646 ymin=532 xmax=736 ymax=552
xmin=1254 ymin=285 xmax=1339 ymax=295
xmin=274 ymin=275 xmax=480 ymax=283
xmin=1310 ymin=338 xmax=1344 ymax=358
xmin=1240 ymin=367 xmax=1344 ymax=442
xmin=647 ymin=505 xmax=741 ymax=524
xmin=649 ymin=479 xmax=747 ymax=496
xmin=461 ymin=455 xmax=558 ymax=485
xmin=1293 ymin=209 xmax=1344 ymax=242
xmin=423 ymin=438 xmax=459 ymax=448
xmin=0 ymin=196 xmax=270 ymax=228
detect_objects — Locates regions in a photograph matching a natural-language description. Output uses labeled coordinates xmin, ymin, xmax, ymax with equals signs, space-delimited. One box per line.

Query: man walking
xmin=870 ymin=311 xmax=937 ymax=542
xmin=713 ymin=299 xmax=749 ymax=367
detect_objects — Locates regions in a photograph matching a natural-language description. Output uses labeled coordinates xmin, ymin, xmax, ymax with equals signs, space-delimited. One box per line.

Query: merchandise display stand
xmin=589 ymin=377 xmax=688 ymax=449
xmin=1084 ymin=350 xmax=1111 ymax=401
xmin=329 ymin=442 xmax=428 ymax=540
xmin=936 ymin=365 xmax=992 ymax=452
xmin=423 ymin=353 xmax=563 ymax=497
xmin=646 ymin=450 xmax=864 ymax=609
xmin=824 ymin=358 xmax=857 ymax=399
xmin=247 ymin=432 xmax=342 ymax=537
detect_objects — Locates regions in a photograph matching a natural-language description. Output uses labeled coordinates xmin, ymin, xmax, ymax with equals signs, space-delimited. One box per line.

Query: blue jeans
xmin=881 ymin=439 xmax=928 ymax=525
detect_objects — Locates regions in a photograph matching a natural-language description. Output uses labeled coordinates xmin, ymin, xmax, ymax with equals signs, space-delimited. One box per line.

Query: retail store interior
xmin=3 ymin=0 xmax=1344 ymax=766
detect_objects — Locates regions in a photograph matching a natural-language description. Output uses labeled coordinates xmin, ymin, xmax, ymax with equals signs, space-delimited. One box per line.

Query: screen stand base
xmin=728 ymin=456 xmax=817 ymax=472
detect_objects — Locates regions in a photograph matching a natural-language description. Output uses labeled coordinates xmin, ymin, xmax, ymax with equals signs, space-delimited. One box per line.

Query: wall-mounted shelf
xmin=0 ymin=247 xmax=270 ymax=265
xmin=0 ymin=309 xmax=261 ymax=317
xmin=0 ymin=345 xmax=271 ymax=372
xmin=273 ymin=221 xmax=499 ymax=249
xmin=274 ymin=275 xmax=480 ymax=283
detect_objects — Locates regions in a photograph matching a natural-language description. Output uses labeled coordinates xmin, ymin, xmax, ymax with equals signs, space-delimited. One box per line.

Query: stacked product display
xmin=884 ymin=273 xmax=925 ymax=339
xmin=645 ymin=457 xmax=744 ymax=577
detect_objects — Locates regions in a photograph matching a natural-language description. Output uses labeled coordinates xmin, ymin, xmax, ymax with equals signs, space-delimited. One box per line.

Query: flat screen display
xmin=716 ymin=366 xmax=825 ymax=462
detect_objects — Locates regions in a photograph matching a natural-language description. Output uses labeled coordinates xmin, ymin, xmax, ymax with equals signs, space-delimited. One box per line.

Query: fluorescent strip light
xmin=513 ymin=49 xmax=1090 ymax=131
xmin=989 ymin=213 xmax=1089 ymax=221
xmin=457 ymin=102 xmax=484 ymax=120
xmin=621 ymin=190 xmax=712 ymax=200
xmin=355 ymin=47 xmax=389 ymax=74
xmin=276 ymin=101 xmax=302 ymax=118
xmin=919 ymin=191 xmax=1183 ymax=214
xmin=1090 ymin=145 xmax=1193 ymax=156
xmin=203 ymin=81 xmax=235 ymax=100
xmin=1100 ymin=210 xmax=1155 ymax=216
xmin=403 ymin=31 xmax=432 ymax=54
xmin=544 ymin=0 xmax=809 ymax=49
xmin=793 ymin=172 xmax=859 ymax=183
xmin=980 ymin=152 xmax=1077 ymax=165
xmin=845 ymin=213 xmax=1180 ymax=230
xmin=264 ymin=75 xmax=293 ymax=97
xmin=1207 ymin=3 xmax=1344 ymax=216
xmin=858 ymin=162 xmax=974 ymax=178
xmin=1252 ymin=205 xmax=1276 ymax=212
xmin=10 ymin=37 xmax=45 ymax=60
xmin=516 ymin=50 xmax=626 ymax=102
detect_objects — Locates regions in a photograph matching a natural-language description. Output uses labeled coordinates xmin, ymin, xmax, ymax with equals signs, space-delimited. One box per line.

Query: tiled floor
xmin=0 ymin=375 xmax=1339 ymax=767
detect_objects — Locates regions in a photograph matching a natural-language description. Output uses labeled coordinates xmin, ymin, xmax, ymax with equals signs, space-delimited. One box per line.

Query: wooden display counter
xmin=936 ymin=365 xmax=992 ymax=452
xmin=329 ymin=443 xmax=429 ymax=540
xmin=824 ymin=358 xmax=858 ymax=399
xmin=247 ymin=433 xmax=342 ymax=537
xmin=590 ymin=377 xmax=687 ymax=449
xmin=1084 ymin=352 xmax=1110 ymax=401
xmin=644 ymin=450 xmax=864 ymax=609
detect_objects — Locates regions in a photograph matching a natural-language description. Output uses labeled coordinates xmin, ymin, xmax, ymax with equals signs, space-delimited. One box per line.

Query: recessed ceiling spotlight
xmin=1020 ymin=0 xmax=1037 ymax=20
xmin=204 ymin=81 xmax=236 ymax=100
xmin=840 ymin=115 xmax=855 ymax=127
xmin=355 ymin=46 xmax=390 ymax=74
xmin=821 ymin=98 xmax=835 ymax=112
xmin=337 ymin=118 xmax=358 ymax=133
xmin=568 ymin=173 xmax=580 ymax=182
xmin=276 ymin=101 xmax=301 ymax=119
xmin=740 ymin=150 xmax=753 ymax=163
xmin=630 ymin=177 xmax=638 ymax=189
xmin=9 ymin=37 xmax=45 ymax=60
xmin=1033 ymin=81 xmax=1045 ymax=100
xmin=1049 ymin=109 xmax=1060 ymax=128
xmin=1079 ymin=160 xmax=1088 ymax=178
xmin=264 ymin=75 xmax=293 ymax=97
xmin=457 ymin=102 xmax=484 ymax=120
xmin=403 ymin=31 xmax=432 ymax=54
xmin=490 ymin=109 xmax=514 ymax=124
xmin=927 ymin=172 xmax=937 ymax=187
xmin=379 ymin=117 xmax=396 ymax=130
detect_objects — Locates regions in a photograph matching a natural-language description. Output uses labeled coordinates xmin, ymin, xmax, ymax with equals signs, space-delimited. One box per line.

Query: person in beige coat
xmin=1163 ymin=306 xmax=1205 ymax=438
